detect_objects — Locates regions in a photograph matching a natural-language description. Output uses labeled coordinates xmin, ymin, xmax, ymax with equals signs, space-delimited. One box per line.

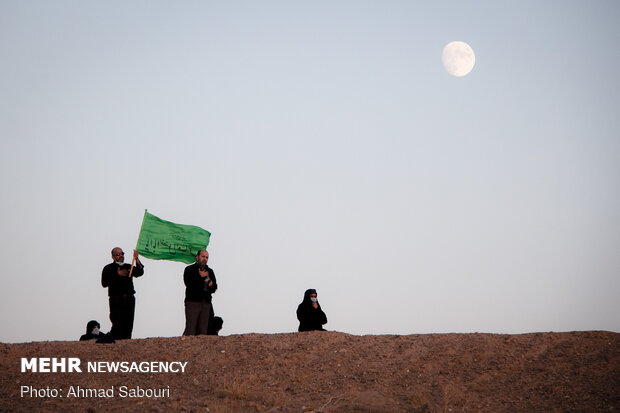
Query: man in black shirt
xmin=183 ymin=249 xmax=217 ymax=335
xmin=101 ymin=247 xmax=144 ymax=339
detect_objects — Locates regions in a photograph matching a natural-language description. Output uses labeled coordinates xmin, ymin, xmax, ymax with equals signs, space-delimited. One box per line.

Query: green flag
xmin=136 ymin=210 xmax=210 ymax=264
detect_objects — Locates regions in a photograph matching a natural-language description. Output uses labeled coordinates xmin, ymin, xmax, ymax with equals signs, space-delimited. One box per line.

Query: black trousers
xmin=109 ymin=295 xmax=135 ymax=340
xmin=183 ymin=300 xmax=211 ymax=335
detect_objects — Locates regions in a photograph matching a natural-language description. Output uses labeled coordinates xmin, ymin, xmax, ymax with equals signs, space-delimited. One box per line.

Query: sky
xmin=1 ymin=1 xmax=618 ymax=343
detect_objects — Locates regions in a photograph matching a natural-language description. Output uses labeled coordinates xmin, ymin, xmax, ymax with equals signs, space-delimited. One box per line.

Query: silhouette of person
xmin=101 ymin=248 xmax=144 ymax=339
xmin=79 ymin=320 xmax=103 ymax=341
xmin=296 ymin=288 xmax=327 ymax=332
xmin=208 ymin=316 xmax=224 ymax=336
xmin=183 ymin=250 xmax=217 ymax=335
xmin=79 ymin=320 xmax=114 ymax=343
xmin=207 ymin=304 xmax=224 ymax=335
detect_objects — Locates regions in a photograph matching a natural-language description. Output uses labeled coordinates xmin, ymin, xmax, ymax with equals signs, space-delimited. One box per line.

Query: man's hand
xmin=117 ymin=267 xmax=129 ymax=277
xmin=133 ymin=249 xmax=143 ymax=266
xmin=199 ymin=267 xmax=214 ymax=287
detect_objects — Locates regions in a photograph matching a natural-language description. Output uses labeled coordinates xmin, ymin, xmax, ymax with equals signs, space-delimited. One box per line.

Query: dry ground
xmin=1 ymin=331 xmax=618 ymax=412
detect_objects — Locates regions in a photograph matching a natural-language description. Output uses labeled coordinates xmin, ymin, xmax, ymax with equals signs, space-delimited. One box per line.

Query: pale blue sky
xmin=1 ymin=1 xmax=618 ymax=342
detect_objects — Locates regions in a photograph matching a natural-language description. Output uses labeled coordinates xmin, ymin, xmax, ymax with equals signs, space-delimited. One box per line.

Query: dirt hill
xmin=1 ymin=331 xmax=618 ymax=412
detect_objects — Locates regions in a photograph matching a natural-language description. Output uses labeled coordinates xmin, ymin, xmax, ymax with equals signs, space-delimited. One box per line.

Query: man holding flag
xmin=183 ymin=250 xmax=218 ymax=335
xmin=101 ymin=248 xmax=144 ymax=340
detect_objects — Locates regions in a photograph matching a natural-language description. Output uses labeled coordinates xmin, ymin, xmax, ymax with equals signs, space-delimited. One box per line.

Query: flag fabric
xmin=136 ymin=210 xmax=210 ymax=264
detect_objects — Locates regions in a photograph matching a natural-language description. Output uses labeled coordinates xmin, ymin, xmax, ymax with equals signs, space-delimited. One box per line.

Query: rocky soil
xmin=1 ymin=331 xmax=619 ymax=412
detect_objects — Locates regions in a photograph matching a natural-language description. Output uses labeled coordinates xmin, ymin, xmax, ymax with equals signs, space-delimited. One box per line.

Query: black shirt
xmin=183 ymin=262 xmax=217 ymax=302
xmin=101 ymin=262 xmax=144 ymax=296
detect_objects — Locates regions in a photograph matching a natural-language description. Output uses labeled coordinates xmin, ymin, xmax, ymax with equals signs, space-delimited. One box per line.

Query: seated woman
xmin=80 ymin=320 xmax=103 ymax=341
xmin=79 ymin=320 xmax=114 ymax=342
xmin=296 ymin=289 xmax=327 ymax=332
xmin=207 ymin=316 xmax=224 ymax=336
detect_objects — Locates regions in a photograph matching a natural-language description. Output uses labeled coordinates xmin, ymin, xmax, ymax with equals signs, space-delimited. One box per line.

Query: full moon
xmin=442 ymin=41 xmax=475 ymax=77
